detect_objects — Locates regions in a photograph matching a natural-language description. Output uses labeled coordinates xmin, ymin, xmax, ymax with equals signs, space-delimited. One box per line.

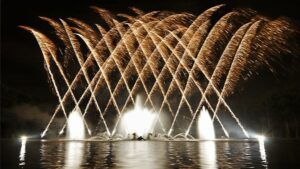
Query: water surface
xmin=1 ymin=139 xmax=300 ymax=169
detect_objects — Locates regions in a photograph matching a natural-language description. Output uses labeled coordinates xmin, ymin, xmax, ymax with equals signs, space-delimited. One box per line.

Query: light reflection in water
xmin=86 ymin=142 xmax=113 ymax=167
xmin=40 ymin=141 xmax=65 ymax=168
xmin=116 ymin=142 xmax=166 ymax=169
xmin=199 ymin=141 xmax=217 ymax=169
xmin=19 ymin=140 xmax=270 ymax=168
xmin=259 ymin=140 xmax=268 ymax=167
xmin=19 ymin=139 xmax=27 ymax=166
xmin=64 ymin=142 xmax=84 ymax=169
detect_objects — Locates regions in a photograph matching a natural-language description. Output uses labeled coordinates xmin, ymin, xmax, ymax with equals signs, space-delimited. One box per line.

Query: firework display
xmin=21 ymin=4 xmax=299 ymax=138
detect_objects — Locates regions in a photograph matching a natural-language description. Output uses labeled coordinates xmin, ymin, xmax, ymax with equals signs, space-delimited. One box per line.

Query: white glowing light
xmin=20 ymin=136 xmax=27 ymax=141
xmin=198 ymin=106 xmax=215 ymax=140
xmin=255 ymin=134 xmax=267 ymax=163
xmin=255 ymin=135 xmax=266 ymax=142
xmin=19 ymin=136 xmax=27 ymax=166
xmin=122 ymin=96 xmax=157 ymax=137
xmin=59 ymin=129 xmax=64 ymax=135
xmin=41 ymin=131 xmax=46 ymax=138
xmin=67 ymin=107 xmax=85 ymax=140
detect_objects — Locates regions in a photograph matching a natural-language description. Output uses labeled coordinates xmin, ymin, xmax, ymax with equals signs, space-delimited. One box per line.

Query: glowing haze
xmin=121 ymin=96 xmax=157 ymax=137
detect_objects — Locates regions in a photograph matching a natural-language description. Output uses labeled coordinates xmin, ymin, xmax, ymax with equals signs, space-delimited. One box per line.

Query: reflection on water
xmin=167 ymin=142 xmax=200 ymax=168
xmin=199 ymin=141 xmax=217 ymax=169
xmin=218 ymin=142 xmax=253 ymax=168
xmin=116 ymin=142 xmax=166 ymax=169
xmin=14 ymin=140 xmax=299 ymax=168
xmin=19 ymin=139 xmax=26 ymax=166
xmin=64 ymin=142 xmax=84 ymax=169
xmin=40 ymin=141 xmax=64 ymax=168
xmin=259 ymin=139 xmax=268 ymax=168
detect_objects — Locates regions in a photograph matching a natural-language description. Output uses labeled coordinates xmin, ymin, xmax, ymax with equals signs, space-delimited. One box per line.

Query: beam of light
xmin=166 ymin=25 xmax=209 ymax=135
xmin=96 ymin=23 xmax=136 ymax=114
xmin=78 ymin=23 xmax=152 ymax=133
xmin=78 ymin=24 xmax=131 ymax=118
xmin=109 ymin=19 xmax=182 ymax=135
xmin=155 ymin=27 xmax=209 ymax=136
xmin=211 ymin=21 xmax=263 ymax=138
xmin=61 ymin=20 xmax=111 ymax=136
xmin=121 ymin=96 xmax=157 ymax=137
xmin=136 ymin=20 xmax=197 ymax=136
xmin=45 ymin=45 xmax=91 ymax=136
xmin=147 ymin=28 xmax=228 ymax=138
xmin=142 ymin=14 xmax=225 ymax=136
xmin=168 ymin=13 xmax=237 ymax=106
xmin=198 ymin=106 xmax=215 ymax=140
xmin=19 ymin=136 xmax=27 ymax=166
xmin=79 ymin=33 xmax=122 ymax=118
xmin=180 ymin=13 xmax=240 ymax=137
xmin=152 ymin=24 xmax=231 ymax=138
xmin=40 ymin=24 xmax=122 ymax=137
xmin=58 ymin=70 xmax=102 ymax=136
xmin=67 ymin=107 xmax=85 ymax=140
xmin=21 ymin=25 xmax=97 ymax=138
xmin=84 ymin=21 xmax=149 ymax=120
xmin=136 ymin=16 xmax=231 ymax=138
xmin=134 ymin=15 xmax=188 ymax=111
xmin=137 ymin=16 xmax=188 ymax=114
xmin=36 ymin=18 xmax=127 ymax=137
xmin=79 ymin=17 xmax=163 ymax=136
xmin=125 ymin=21 xmax=179 ymax=131
xmin=96 ymin=23 xmax=141 ymax=113
xmin=185 ymin=22 xmax=253 ymax=138
xmin=18 ymin=28 xmax=70 ymax=138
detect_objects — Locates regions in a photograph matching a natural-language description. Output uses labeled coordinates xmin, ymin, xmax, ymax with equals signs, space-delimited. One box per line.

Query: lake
xmin=1 ymin=139 xmax=300 ymax=168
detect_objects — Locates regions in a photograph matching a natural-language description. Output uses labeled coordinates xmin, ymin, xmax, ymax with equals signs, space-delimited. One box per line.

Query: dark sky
xmin=1 ymin=0 xmax=300 ymax=138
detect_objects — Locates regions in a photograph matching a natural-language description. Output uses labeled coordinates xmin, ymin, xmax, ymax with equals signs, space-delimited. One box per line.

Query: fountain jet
xmin=121 ymin=96 xmax=157 ymax=138
xmin=198 ymin=106 xmax=215 ymax=140
xmin=67 ymin=107 xmax=85 ymax=140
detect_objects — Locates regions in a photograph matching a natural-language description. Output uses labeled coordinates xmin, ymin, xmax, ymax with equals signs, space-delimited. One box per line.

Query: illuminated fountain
xmin=67 ymin=107 xmax=85 ymax=140
xmin=121 ymin=95 xmax=157 ymax=138
xmin=21 ymin=4 xmax=298 ymax=140
xmin=198 ymin=106 xmax=215 ymax=140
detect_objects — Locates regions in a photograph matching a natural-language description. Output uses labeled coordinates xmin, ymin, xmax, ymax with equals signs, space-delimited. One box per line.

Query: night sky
xmin=1 ymin=0 xmax=300 ymax=138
